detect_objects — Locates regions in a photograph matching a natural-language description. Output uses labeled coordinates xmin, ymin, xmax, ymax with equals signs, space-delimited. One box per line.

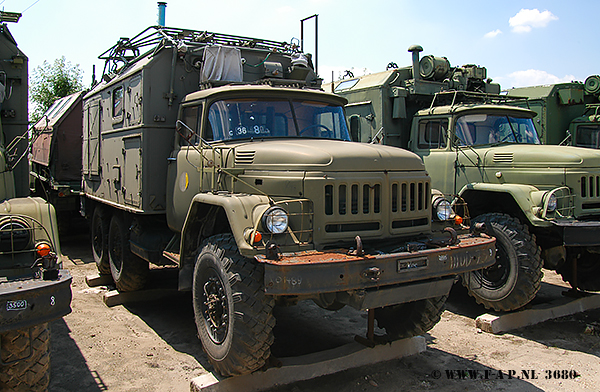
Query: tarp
xmin=200 ymin=45 xmax=243 ymax=83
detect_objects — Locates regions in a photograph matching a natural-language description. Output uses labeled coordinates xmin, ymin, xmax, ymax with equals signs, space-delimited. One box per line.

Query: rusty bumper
xmin=256 ymin=234 xmax=495 ymax=298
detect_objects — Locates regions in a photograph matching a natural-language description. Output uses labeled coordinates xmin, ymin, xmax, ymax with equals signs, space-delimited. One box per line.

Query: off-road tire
xmin=91 ymin=206 xmax=111 ymax=275
xmin=0 ymin=323 xmax=50 ymax=391
xmin=462 ymin=213 xmax=542 ymax=312
xmin=374 ymin=296 xmax=447 ymax=339
xmin=558 ymin=251 xmax=600 ymax=292
xmin=193 ymin=234 xmax=275 ymax=377
xmin=108 ymin=214 xmax=149 ymax=292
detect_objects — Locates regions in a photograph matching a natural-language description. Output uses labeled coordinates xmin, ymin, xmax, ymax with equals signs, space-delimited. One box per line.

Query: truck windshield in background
xmin=576 ymin=124 xmax=600 ymax=149
xmin=197 ymin=98 xmax=351 ymax=142
xmin=455 ymin=114 xmax=541 ymax=146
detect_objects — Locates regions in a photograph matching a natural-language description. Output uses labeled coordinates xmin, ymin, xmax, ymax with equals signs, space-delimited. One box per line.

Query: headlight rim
xmin=432 ymin=197 xmax=454 ymax=222
xmin=261 ymin=206 xmax=289 ymax=234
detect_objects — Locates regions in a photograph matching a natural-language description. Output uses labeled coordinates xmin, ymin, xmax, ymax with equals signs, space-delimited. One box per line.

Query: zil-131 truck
xmin=327 ymin=45 xmax=600 ymax=312
xmin=505 ymin=76 xmax=600 ymax=148
xmin=0 ymin=11 xmax=71 ymax=390
xmin=81 ymin=27 xmax=495 ymax=376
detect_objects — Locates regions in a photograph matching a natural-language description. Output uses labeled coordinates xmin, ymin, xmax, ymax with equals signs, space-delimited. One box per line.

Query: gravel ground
xmin=48 ymin=232 xmax=600 ymax=392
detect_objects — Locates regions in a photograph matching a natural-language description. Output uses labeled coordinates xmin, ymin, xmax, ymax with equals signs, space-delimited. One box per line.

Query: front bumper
xmin=256 ymin=234 xmax=495 ymax=308
xmin=0 ymin=269 xmax=72 ymax=333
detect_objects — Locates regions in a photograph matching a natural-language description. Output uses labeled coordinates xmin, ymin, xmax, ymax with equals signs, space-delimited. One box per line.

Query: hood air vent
xmin=235 ymin=150 xmax=255 ymax=165
xmin=493 ymin=152 xmax=513 ymax=163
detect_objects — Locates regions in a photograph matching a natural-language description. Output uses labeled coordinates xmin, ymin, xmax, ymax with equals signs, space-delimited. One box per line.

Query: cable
xmin=22 ymin=0 xmax=41 ymax=14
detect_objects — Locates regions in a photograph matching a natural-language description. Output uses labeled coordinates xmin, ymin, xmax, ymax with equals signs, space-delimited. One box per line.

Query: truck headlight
xmin=262 ymin=207 xmax=289 ymax=234
xmin=546 ymin=193 xmax=557 ymax=212
xmin=433 ymin=197 xmax=454 ymax=221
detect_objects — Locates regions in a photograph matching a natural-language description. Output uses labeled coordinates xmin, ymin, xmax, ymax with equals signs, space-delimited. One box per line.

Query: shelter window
xmin=112 ymin=86 xmax=123 ymax=118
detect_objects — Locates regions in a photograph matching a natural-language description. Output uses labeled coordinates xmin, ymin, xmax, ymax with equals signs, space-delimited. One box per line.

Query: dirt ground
xmin=48 ymin=231 xmax=600 ymax=392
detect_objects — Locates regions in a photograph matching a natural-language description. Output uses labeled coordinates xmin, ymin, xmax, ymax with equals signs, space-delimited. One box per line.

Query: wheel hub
xmin=477 ymin=244 xmax=510 ymax=290
xmin=202 ymin=275 xmax=229 ymax=344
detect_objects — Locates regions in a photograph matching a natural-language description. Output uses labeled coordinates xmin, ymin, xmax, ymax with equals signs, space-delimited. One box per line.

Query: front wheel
xmin=461 ymin=213 xmax=542 ymax=312
xmin=193 ymin=234 xmax=275 ymax=377
xmin=374 ymin=296 xmax=447 ymax=339
xmin=0 ymin=323 xmax=50 ymax=391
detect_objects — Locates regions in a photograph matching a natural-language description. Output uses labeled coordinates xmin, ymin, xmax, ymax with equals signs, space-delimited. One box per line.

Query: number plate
xmin=397 ymin=257 xmax=428 ymax=272
xmin=6 ymin=300 xmax=28 ymax=311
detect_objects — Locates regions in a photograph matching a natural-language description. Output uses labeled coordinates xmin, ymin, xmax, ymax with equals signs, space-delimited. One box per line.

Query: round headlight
xmin=433 ymin=198 xmax=454 ymax=221
xmin=546 ymin=193 xmax=557 ymax=212
xmin=262 ymin=207 xmax=289 ymax=234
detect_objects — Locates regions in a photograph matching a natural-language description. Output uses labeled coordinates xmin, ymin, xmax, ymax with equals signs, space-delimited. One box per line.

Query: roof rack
xmin=0 ymin=11 xmax=21 ymax=23
xmin=428 ymin=90 xmax=529 ymax=111
xmin=98 ymin=26 xmax=299 ymax=80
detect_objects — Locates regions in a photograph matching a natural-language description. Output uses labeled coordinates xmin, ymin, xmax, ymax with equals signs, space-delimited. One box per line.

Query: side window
xmin=112 ymin=86 xmax=123 ymax=119
xmin=179 ymin=105 xmax=200 ymax=146
xmin=418 ymin=119 xmax=448 ymax=149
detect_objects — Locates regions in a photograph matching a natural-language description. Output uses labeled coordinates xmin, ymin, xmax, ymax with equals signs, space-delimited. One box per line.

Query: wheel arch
xmin=178 ymin=193 xmax=271 ymax=291
xmin=458 ymin=183 xmax=538 ymax=226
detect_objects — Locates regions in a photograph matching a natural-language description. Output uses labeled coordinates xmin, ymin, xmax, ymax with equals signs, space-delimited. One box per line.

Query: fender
xmin=458 ymin=183 xmax=552 ymax=227
xmin=180 ymin=192 xmax=272 ymax=259
xmin=0 ymin=197 xmax=62 ymax=259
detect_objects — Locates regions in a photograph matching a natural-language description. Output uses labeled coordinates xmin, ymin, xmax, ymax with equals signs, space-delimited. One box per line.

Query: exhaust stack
xmin=157 ymin=2 xmax=166 ymax=27
xmin=408 ymin=45 xmax=423 ymax=81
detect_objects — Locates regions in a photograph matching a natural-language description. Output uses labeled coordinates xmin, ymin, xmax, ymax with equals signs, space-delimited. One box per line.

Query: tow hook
xmin=348 ymin=235 xmax=364 ymax=256
xmin=472 ymin=222 xmax=487 ymax=236
xmin=361 ymin=266 xmax=381 ymax=282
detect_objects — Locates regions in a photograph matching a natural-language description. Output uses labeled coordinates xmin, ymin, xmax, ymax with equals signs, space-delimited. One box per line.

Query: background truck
xmin=327 ymin=45 xmax=600 ymax=312
xmin=81 ymin=26 xmax=495 ymax=376
xmin=504 ymin=76 xmax=600 ymax=148
xmin=30 ymin=90 xmax=85 ymax=233
xmin=0 ymin=12 xmax=72 ymax=390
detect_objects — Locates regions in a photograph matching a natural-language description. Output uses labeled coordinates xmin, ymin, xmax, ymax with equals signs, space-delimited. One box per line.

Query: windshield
xmin=575 ymin=124 xmax=600 ymax=148
xmin=455 ymin=114 xmax=540 ymax=146
xmin=206 ymin=98 xmax=351 ymax=142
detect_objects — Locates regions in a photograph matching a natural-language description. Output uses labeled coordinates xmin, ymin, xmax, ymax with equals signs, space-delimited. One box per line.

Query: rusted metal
xmin=257 ymin=234 xmax=496 ymax=296
xmin=347 ymin=235 xmax=364 ymax=257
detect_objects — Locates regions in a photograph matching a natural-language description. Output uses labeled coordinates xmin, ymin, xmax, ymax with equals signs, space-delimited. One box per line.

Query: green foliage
xmin=30 ymin=56 xmax=83 ymax=123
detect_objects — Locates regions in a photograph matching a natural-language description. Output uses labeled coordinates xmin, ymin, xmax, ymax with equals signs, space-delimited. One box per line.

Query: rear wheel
xmin=193 ymin=234 xmax=275 ymax=376
xmin=91 ymin=206 xmax=110 ymax=275
xmin=108 ymin=214 xmax=149 ymax=292
xmin=462 ymin=213 xmax=542 ymax=311
xmin=0 ymin=323 xmax=50 ymax=391
xmin=374 ymin=296 xmax=447 ymax=339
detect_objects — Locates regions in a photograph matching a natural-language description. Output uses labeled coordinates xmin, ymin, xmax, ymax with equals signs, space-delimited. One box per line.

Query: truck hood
xmin=231 ymin=139 xmax=425 ymax=172
xmin=483 ymin=144 xmax=600 ymax=168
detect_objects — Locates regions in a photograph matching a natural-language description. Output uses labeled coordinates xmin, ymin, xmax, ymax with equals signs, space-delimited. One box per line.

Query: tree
xmin=30 ymin=56 xmax=83 ymax=123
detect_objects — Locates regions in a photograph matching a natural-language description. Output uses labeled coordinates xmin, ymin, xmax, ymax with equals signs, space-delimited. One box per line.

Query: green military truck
xmin=0 ymin=12 xmax=72 ymax=390
xmin=81 ymin=27 xmax=495 ymax=376
xmin=328 ymin=45 xmax=600 ymax=312
xmin=505 ymin=76 xmax=600 ymax=148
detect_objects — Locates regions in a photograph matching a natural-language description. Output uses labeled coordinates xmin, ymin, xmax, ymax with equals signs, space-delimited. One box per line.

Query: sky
xmin=3 ymin=0 xmax=598 ymax=100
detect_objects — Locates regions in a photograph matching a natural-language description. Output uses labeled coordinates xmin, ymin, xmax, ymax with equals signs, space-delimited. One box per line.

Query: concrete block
xmin=102 ymin=288 xmax=179 ymax=307
xmin=85 ymin=274 xmax=113 ymax=287
xmin=190 ymin=336 xmax=426 ymax=392
xmin=476 ymin=292 xmax=600 ymax=334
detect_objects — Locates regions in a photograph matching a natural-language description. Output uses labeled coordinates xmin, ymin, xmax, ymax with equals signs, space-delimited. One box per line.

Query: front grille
xmin=581 ymin=175 xmax=600 ymax=198
xmin=325 ymin=183 xmax=383 ymax=216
